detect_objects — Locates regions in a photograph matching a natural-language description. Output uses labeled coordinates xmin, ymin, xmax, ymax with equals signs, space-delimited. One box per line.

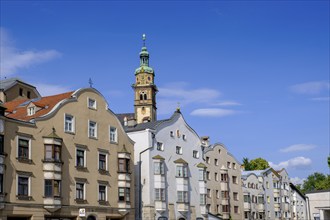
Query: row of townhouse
xmin=0 ymin=36 xmax=308 ymax=220
xmin=0 ymin=79 xmax=135 ymax=220
xmin=241 ymin=168 xmax=307 ymax=220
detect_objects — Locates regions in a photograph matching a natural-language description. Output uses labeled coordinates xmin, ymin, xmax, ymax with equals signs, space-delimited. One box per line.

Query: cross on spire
xmin=142 ymin=34 xmax=146 ymax=47
xmin=89 ymin=78 xmax=93 ymax=88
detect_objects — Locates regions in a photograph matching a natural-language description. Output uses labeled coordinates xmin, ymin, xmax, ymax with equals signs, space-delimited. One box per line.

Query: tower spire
xmin=142 ymin=33 xmax=146 ymax=47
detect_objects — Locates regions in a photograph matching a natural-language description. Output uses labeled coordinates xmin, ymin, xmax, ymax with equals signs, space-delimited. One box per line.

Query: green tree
xmin=328 ymin=156 xmax=330 ymax=168
xmin=242 ymin=157 xmax=270 ymax=171
xmin=301 ymin=172 xmax=330 ymax=194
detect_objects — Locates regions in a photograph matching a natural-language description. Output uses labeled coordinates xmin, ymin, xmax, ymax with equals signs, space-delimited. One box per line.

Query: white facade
xmin=306 ymin=190 xmax=330 ymax=220
xmin=290 ymin=183 xmax=307 ymax=220
xmin=127 ymin=110 xmax=207 ymax=220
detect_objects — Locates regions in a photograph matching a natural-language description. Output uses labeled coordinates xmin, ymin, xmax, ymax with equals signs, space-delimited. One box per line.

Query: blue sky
xmin=1 ymin=1 xmax=329 ymax=183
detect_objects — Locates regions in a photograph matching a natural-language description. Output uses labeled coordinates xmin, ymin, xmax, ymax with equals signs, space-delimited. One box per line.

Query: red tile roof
xmin=4 ymin=91 xmax=74 ymax=122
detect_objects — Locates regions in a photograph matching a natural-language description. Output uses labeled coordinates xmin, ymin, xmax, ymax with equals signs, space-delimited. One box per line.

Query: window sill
xmin=98 ymin=200 xmax=109 ymax=206
xmin=89 ymin=136 xmax=98 ymax=140
xmin=17 ymin=195 xmax=32 ymax=200
xmin=75 ymin=199 xmax=87 ymax=204
xmin=16 ymin=157 xmax=33 ymax=164
xmin=88 ymin=107 xmax=97 ymax=111
xmin=42 ymin=159 xmax=63 ymax=164
xmin=175 ymin=176 xmax=188 ymax=178
xmin=65 ymin=131 xmax=75 ymax=135
xmin=98 ymin=169 xmax=109 ymax=175
xmin=75 ymin=166 xmax=88 ymax=172
xmin=176 ymin=201 xmax=189 ymax=204
xmin=43 ymin=196 xmax=62 ymax=200
xmin=117 ymin=171 xmax=131 ymax=174
xmin=110 ymin=141 xmax=118 ymax=145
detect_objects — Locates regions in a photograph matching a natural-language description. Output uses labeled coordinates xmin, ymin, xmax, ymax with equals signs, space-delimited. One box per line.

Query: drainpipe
xmin=306 ymin=196 xmax=311 ymax=220
xmin=138 ymin=129 xmax=155 ymax=220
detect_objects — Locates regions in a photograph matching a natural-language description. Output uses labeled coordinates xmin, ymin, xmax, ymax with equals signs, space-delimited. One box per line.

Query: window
xmin=27 ymin=91 xmax=31 ymax=99
xmin=244 ymin=195 xmax=250 ymax=203
xmin=221 ymin=173 xmax=228 ymax=182
xmin=175 ymin=146 xmax=182 ymax=155
xmin=110 ymin=126 xmax=117 ymax=143
xmin=0 ymin=135 xmax=4 ymax=154
xmin=155 ymin=188 xmax=165 ymax=201
xmin=89 ymin=121 xmax=97 ymax=138
xmin=19 ymin=88 xmax=23 ymax=96
xmin=227 ymin=162 xmax=231 ymax=168
xmin=221 ymin=191 xmax=229 ymax=199
xmin=44 ymin=179 xmax=61 ymax=197
xmin=222 ymin=205 xmax=229 ymax=213
xmin=233 ymin=162 xmax=237 ymax=169
xmin=88 ymin=98 xmax=96 ymax=109
xmin=44 ymin=144 xmax=61 ymax=161
xmin=27 ymin=107 xmax=35 ymax=116
xmin=215 ymin=172 xmax=219 ymax=181
xmin=233 ymin=192 xmax=238 ymax=201
xmin=154 ymin=162 xmax=165 ymax=175
xmin=177 ymin=191 xmax=188 ymax=203
xmin=176 ymin=165 xmax=188 ymax=177
xmin=182 ymin=134 xmax=186 ymax=141
xmin=245 ymin=211 xmax=249 ymax=219
xmin=216 ymin=190 xmax=219 ymax=199
xmin=258 ymin=196 xmax=264 ymax=204
xmin=98 ymin=153 xmax=107 ymax=171
xmin=157 ymin=142 xmax=164 ymax=151
xmin=193 ymin=150 xmax=199 ymax=158
xmin=206 ymin=171 xmax=210 ymax=180
xmin=232 ymin=176 xmax=238 ymax=184
xmin=234 ymin=206 xmax=239 ymax=214
xmin=118 ymin=187 xmax=130 ymax=202
xmin=215 ymin=159 xmax=218 ymax=166
xmin=64 ymin=114 xmax=74 ymax=132
xmin=206 ymin=157 xmax=210 ymax=164
xmin=176 ymin=130 xmax=180 ymax=138
xmin=76 ymin=182 xmax=84 ymax=200
xmin=76 ymin=149 xmax=85 ymax=167
xmin=118 ymin=158 xmax=130 ymax=173
xmin=200 ymin=194 xmax=206 ymax=205
xmin=17 ymin=176 xmax=29 ymax=196
xmin=18 ymin=137 xmax=30 ymax=160
xmin=170 ymin=131 xmax=174 ymax=137
xmin=199 ymin=170 xmax=205 ymax=181
xmin=267 ymin=196 xmax=270 ymax=203
xmin=266 ymin=181 xmax=269 ymax=189
xmin=99 ymin=185 xmax=106 ymax=201
xmin=207 ymin=189 xmax=211 ymax=198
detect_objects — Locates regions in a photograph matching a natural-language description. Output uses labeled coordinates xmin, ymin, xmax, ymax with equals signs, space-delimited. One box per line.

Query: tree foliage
xmin=242 ymin=157 xmax=270 ymax=171
xmin=301 ymin=172 xmax=330 ymax=194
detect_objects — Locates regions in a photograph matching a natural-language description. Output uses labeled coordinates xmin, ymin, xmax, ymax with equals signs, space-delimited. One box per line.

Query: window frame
xmin=76 ymin=182 xmax=85 ymax=200
xmin=109 ymin=126 xmax=118 ymax=143
xmin=193 ymin=150 xmax=199 ymax=158
xmin=44 ymin=179 xmax=61 ymax=198
xmin=76 ymin=148 xmax=86 ymax=168
xmin=64 ymin=114 xmax=75 ymax=133
xmin=154 ymin=161 xmax=165 ymax=175
xmin=88 ymin=120 xmax=97 ymax=138
xmin=17 ymin=136 xmax=31 ymax=160
xmin=155 ymin=188 xmax=165 ymax=201
xmin=177 ymin=191 xmax=189 ymax=203
xmin=118 ymin=187 xmax=130 ymax=202
xmin=17 ymin=175 xmax=30 ymax=197
xmin=88 ymin=97 xmax=97 ymax=109
xmin=98 ymin=184 xmax=107 ymax=202
xmin=176 ymin=146 xmax=182 ymax=155
xmin=176 ymin=164 xmax=188 ymax=178
xmin=98 ymin=152 xmax=107 ymax=171
xmin=156 ymin=142 xmax=164 ymax=151
xmin=118 ymin=158 xmax=130 ymax=173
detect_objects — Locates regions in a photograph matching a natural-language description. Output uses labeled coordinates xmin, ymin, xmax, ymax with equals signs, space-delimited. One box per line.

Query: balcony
xmin=257 ymin=204 xmax=265 ymax=211
xmin=43 ymin=196 xmax=61 ymax=212
xmin=244 ymin=202 xmax=251 ymax=210
xmin=155 ymin=201 xmax=166 ymax=212
xmin=177 ymin=203 xmax=189 ymax=212
xmin=43 ymin=160 xmax=62 ymax=175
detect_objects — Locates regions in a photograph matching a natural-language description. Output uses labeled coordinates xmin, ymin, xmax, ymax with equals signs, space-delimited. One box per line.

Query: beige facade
xmin=0 ymin=88 xmax=135 ymax=220
xmin=0 ymin=78 xmax=40 ymax=103
xmin=204 ymin=142 xmax=244 ymax=220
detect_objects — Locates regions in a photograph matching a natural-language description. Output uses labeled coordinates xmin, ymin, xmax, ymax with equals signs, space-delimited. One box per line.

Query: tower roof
xmin=135 ymin=34 xmax=154 ymax=75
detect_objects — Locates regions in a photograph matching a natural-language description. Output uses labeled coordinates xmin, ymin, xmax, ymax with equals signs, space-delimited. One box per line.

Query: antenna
xmin=88 ymin=78 xmax=93 ymax=88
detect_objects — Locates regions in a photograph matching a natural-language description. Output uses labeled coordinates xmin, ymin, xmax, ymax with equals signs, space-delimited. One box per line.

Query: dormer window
xmin=27 ymin=107 xmax=35 ymax=116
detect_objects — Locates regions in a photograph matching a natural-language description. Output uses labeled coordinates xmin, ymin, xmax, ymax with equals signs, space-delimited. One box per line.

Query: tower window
xmin=144 ymin=93 xmax=147 ymax=100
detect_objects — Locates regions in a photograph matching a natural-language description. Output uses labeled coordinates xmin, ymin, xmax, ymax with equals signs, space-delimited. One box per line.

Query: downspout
xmin=138 ymin=129 xmax=155 ymax=220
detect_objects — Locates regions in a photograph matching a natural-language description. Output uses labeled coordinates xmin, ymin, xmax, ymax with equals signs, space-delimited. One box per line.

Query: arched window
xmin=144 ymin=93 xmax=147 ymax=100
xmin=140 ymin=94 xmax=143 ymax=100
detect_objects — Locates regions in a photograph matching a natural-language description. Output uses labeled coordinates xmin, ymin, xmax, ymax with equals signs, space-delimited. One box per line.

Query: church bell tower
xmin=132 ymin=34 xmax=158 ymax=124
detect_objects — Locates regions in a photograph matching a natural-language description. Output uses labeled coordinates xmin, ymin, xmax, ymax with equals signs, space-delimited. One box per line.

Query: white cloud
xmin=290 ymin=177 xmax=305 ymax=185
xmin=190 ymin=108 xmax=239 ymax=117
xmin=311 ymin=97 xmax=330 ymax=101
xmin=157 ymin=82 xmax=241 ymax=116
xmin=269 ymin=157 xmax=312 ymax=170
xmin=34 ymin=83 xmax=72 ymax=96
xmin=0 ymin=27 xmax=61 ymax=76
xmin=280 ymin=144 xmax=316 ymax=153
xmin=212 ymin=101 xmax=242 ymax=106
xmin=290 ymin=81 xmax=330 ymax=95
